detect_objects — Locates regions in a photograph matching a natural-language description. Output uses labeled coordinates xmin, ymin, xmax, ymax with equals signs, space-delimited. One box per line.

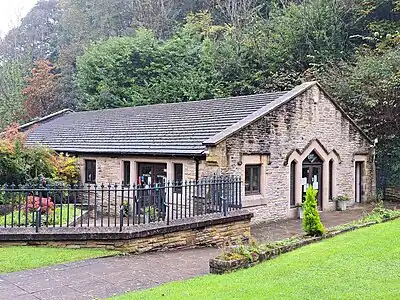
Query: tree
xmin=264 ymin=0 xmax=361 ymax=72
xmin=76 ymin=30 xmax=160 ymax=109
xmin=76 ymin=14 xmax=226 ymax=109
xmin=0 ymin=59 xmax=29 ymax=130
xmin=302 ymin=186 xmax=325 ymax=236
xmin=23 ymin=59 xmax=61 ymax=120
xmin=0 ymin=0 xmax=61 ymax=61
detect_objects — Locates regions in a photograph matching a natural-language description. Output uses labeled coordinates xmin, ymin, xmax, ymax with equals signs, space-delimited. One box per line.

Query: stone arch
xmin=285 ymin=139 xmax=341 ymax=210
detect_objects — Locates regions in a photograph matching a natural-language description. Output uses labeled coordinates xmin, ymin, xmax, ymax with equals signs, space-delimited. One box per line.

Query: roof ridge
xmin=72 ymin=90 xmax=289 ymax=115
xmin=19 ymin=109 xmax=74 ymax=131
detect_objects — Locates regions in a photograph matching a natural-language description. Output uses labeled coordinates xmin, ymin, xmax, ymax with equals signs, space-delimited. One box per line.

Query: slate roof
xmin=25 ymin=91 xmax=288 ymax=156
xmin=24 ymin=81 xmax=373 ymax=156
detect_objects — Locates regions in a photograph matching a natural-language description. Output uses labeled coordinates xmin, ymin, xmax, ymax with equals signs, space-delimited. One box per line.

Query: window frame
xmin=245 ymin=164 xmax=261 ymax=195
xmin=85 ymin=159 xmax=97 ymax=184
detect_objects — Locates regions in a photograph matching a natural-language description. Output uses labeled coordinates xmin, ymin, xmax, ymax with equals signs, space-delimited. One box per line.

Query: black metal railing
xmin=0 ymin=176 xmax=242 ymax=232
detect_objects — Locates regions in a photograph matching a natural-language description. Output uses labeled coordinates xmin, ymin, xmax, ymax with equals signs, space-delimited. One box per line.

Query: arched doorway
xmin=302 ymin=151 xmax=323 ymax=210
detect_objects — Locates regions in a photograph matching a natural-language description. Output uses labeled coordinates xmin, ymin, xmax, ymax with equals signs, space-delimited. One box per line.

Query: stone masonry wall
xmin=0 ymin=213 xmax=252 ymax=253
xmin=205 ymin=85 xmax=376 ymax=223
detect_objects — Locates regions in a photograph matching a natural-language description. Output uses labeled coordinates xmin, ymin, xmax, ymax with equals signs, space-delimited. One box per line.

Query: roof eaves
xmin=47 ymin=147 xmax=206 ymax=157
xmin=203 ymin=82 xmax=317 ymax=146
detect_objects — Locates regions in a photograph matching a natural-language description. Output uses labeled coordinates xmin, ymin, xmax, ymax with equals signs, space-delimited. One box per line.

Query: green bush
xmin=360 ymin=201 xmax=400 ymax=223
xmin=302 ymin=186 xmax=325 ymax=236
xmin=0 ymin=125 xmax=79 ymax=186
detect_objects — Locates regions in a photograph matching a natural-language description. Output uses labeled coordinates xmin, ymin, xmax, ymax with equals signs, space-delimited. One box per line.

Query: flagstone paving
xmin=0 ymin=204 xmax=389 ymax=300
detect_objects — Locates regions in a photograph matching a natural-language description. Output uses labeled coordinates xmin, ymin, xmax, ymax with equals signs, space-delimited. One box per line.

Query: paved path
xmin=251 ymin=204 xmax=374 ymax=243
xmin=2 ymin=203 xmax=392 ymax=300
xmin=0 ymin=248 xmax=219 ymax=300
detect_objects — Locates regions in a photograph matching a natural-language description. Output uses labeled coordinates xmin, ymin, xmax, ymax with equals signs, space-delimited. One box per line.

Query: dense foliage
xmin=302 ymin=186 xmax=325 ymax=236
xmin=0 ymin=0 xmax=399 ymax=182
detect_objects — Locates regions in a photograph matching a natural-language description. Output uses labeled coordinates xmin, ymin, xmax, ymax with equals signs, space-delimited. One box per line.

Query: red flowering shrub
xmin=24 ymin=196 xmax=54 ymax=214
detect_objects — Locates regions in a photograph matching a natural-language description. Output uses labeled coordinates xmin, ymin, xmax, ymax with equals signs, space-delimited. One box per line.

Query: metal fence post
xmin=222 ymin=197 xmax=227 ymax=216
xmin=119 ymin=205 xmax=124 ymax=232
xmin=35 ymin=207 xmax=41 ymax=233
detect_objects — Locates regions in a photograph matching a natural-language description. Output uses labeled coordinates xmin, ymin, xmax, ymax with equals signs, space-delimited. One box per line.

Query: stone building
xmin=25 ymin=82 xmax=376 ymax=223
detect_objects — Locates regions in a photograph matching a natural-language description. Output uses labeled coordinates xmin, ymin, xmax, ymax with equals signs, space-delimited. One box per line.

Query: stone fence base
xmin=0 ymin=211 xmax=252 ymax=253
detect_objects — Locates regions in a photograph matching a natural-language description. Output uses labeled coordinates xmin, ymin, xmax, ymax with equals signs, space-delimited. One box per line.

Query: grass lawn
xmin=112 ymin=219 xmax=400 ymax=300
xmin=0 ymin=246 xmax=119 ymax=273
xmin=0 ymin=205 xmax=83 ymax=227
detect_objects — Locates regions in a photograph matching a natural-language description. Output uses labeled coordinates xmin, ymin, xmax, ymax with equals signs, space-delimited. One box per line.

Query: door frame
xmin=302 ymin=164 xmax=323 ymax=210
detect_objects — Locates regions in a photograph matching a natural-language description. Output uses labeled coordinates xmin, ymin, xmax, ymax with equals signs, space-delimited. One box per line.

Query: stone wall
xmin=0 ymin=211 xmax=252 ymax=253
xmin=205 ymin=85 xmax=376 ymax=223
xmin=72 ymin=85 xmax=376 ymax=225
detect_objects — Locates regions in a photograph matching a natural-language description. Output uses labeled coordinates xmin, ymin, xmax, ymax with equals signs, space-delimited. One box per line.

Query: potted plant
xmin=295 ymin=203 xmax=304 ymax=219
xmin=335 ymin=195 xmax=350 ymax=211
xmin=142 ymin=205 xmax=159 ymax=223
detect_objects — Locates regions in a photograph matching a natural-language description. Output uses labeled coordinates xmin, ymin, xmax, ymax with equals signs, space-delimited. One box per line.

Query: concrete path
xmin=251 ymin=204 xmax=375 ymax=243
xmin=0 ymin=248 xmax=219 ymax=300
xmin=1 ymin=203 xmax=392 ymax=300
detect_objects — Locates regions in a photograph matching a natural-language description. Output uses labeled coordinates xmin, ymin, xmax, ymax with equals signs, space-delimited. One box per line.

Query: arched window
xmin=290 ymin=160 xmax=296 ymax=207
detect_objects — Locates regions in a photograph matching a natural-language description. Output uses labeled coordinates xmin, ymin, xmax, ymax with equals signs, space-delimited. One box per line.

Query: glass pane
xmin=153 ymin=164 xmax=167 ymax=185
xmin=138 ymin=163 xmax=152 ymax=186
xmin=123 ymin=161 xmax=131 ymax=185
xmin=290 ymin=162 xmax=296 ymax=207
xmin=174 ymin=163 xmax=183 ymax=183
xmin=312 ymin=167 xmax=319 ymax=190
xmin=252 ymin=167 xmax=260 ymax=192
xmin=302 ymin=167 xmax=309 ymax=201
xmin=245 ymin=167 xmax=251 ymax=192
xmin=85 ymin=160 xmax=96 ymax=183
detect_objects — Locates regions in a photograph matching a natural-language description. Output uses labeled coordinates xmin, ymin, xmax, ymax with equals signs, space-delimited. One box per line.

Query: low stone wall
xmin=0 ymin=211 xmax=252 ymax=253
xmin=386 ymin=187 xmax=400 ymax=202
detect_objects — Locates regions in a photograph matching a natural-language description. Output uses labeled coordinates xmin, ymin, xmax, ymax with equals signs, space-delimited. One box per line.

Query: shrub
xmin=0 ymin=124 xmax=79 ymax=186
xmin=360 ymin=201 xmax=400 ymax=223
xmin=0 ymin=205 xmax=81 ymax=226
xmin=51 ymin=153 xmax=79 ymax=185
xmin=302 ymin=186 xmax=325 ymax=236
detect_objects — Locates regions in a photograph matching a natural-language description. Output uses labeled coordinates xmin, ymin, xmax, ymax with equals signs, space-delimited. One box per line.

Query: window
xmin=85 ymin=160 xmax=96 ymax=184
xmin=174 ymin=163 xmax=183 ymax=192
xmin=123 ymin=161 xmax=131 ymax=186
xmin=329 ymin=160 xmax=333 ymax=201
xmin=290 ymin=161 xmax=296 ymax=207
xmin=245 ymin=165 xmax=261 ymax=195
xmin=137 ymin=163 xmax=167 ymax=186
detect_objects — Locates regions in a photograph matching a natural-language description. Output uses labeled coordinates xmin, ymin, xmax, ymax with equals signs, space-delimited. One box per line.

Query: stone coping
xmin=210 ymin=216 xmax=400 ymax=274
xmin=0 ymin=210 xmax=253 ymax=242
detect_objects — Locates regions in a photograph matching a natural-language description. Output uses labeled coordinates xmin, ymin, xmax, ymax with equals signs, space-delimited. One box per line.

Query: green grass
xmin=0 ymin=246 xmax=119 ymax=273
xmin=112 ymin=219 xmax=400 ymax=300
xmin=0 ymin=205 xmax=82 ymax=227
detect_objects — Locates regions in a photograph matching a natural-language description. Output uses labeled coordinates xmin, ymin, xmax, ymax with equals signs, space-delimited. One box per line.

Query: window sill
xmin=243 ymin=194 xmax=266 ymax=207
